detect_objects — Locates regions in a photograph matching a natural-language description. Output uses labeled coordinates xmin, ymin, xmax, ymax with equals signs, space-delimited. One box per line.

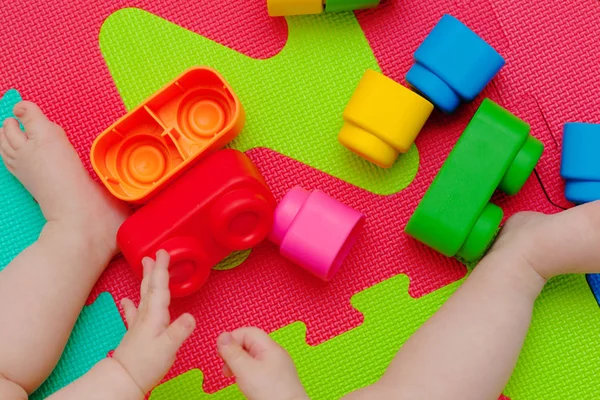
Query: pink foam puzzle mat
xmin=1 ymin=0 xmax=600 ymax=398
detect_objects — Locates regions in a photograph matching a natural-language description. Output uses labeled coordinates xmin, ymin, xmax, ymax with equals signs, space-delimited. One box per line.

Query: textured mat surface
xmin=93 ymin=5 xmax=568 ymax=394
xmin=0 ymin=89 xmax=45 ymax=270
xmin=1 ymin=0 xmax=599 ymax=398
xmin=149 ymin=274 xmax=600 ymax=400
xmin=0 ymin=0 xmax=287 ymax=172
xmin=31 ymin=293 xmax=126 ymax=399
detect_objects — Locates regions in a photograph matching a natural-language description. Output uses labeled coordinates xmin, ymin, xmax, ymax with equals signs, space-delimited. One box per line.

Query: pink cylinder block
xmin=269 ymin=186 xmax=365 ymax=281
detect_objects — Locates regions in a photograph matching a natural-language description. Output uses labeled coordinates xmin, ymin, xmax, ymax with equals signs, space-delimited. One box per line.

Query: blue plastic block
xmin=31 ymin=293 xmax=127 ymax=399
xmin=587 ymin=274 xmax=600 ymax=306
xmin=406 ymin=14 xmax=505 ymax=113
xmin=560 ymin=122 xmax=600 ymax=204
xmin=560 ymin=123 xmax=600 ymax=306
xmin=0 ymin=89 xmax=46 ymax=271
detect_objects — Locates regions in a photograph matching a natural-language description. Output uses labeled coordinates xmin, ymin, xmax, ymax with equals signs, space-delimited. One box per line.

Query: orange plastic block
xmin=91 ymin=67 xmax=245 ymax=203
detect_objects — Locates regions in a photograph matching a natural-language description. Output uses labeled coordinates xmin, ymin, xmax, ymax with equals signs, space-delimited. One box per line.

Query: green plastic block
xmin=99 ymin=8 xmax=419 ymax=196
xmin=405 ymin=98 xmax=544 ymax=262
xmin=325 ymin=0 xmax=380 ymax=13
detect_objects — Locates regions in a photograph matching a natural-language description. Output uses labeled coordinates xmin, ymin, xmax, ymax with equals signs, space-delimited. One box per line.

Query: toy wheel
xmin=456 ymin=203 xmax=503 ymax=263
xmin=499 ymin=135 xmax=544 ymax=196
xmin=161 ymin=237 xmax=211 ymax=298
xmin=209 ymin=188 xmax=275 ymax=251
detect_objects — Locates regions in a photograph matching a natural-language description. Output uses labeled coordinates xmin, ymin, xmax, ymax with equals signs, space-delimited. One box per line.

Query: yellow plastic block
xmin=339 ymin=69 xmax=433 ymax=168
xmin=267 ymin=0 xmax=324 ymax=17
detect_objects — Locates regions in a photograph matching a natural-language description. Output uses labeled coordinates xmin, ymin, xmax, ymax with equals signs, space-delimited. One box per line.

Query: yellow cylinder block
xmin=339 ymin=69 xmax=434 ymax=168
xmin=267 ymin=0 xmax=324 ymax=17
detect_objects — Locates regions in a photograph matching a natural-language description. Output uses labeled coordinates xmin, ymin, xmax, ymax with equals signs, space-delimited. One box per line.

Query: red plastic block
xmin=117 ymin=149 xmax=276 ymax=297
xmin=91 ymin=67 xmax=245 ymax=204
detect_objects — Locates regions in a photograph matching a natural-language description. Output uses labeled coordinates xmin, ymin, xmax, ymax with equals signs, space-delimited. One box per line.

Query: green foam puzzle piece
xmin=504 ymin=274 xmax=600 ymax=399
xmin=405 ymin=99 xmax=543 ymax=262
xmin=99 ymin=8 xmax=419 ymax=196
xmin=150 ymin=274 xmax=600 ymax=399
xmin=150 ymin=274 xmax=459 ymax=399
xmin=0 ymin=89 xmax=46 ymax=271
xmin=31 ymin=293 xmax=127 ymax=399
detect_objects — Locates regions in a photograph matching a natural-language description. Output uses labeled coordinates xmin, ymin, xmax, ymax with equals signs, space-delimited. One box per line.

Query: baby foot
xmin=0 ymin=101 xmax=128 ymax=255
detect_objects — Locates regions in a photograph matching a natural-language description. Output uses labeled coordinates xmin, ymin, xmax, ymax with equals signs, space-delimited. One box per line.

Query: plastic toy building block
xmin=267 ymin=0 xmax=324 ymax=17
xmin=267 ymin=0 xmax=380 ymax=16
xmin=270 ymin=186 xmax=364 ymax=281
xmin=91 ymin=67 xmax=245 ymax=203
xmin=117 ymin=149 xmax=276 ymax=297
xmin=405 ymin=99 xmax=543 ymax=262
xmin=560 ymin=123 xmax=600 ymax=204
xmin=339 ymin=69 xmax=433 ymax=168
xmin=406 ymin=14 xmax=505 ymax=113
xmin=325 ymin=0 xmax=380 ymax=13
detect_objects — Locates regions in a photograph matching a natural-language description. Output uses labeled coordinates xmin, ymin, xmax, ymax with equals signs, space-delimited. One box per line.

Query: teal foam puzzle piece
xmin=31 ymin=292 xmax=126 ymax=399
xmin=1 ymin=90 xmax=126 ymax=397
xmin=0 ymin=89 xmax=46 ymax=271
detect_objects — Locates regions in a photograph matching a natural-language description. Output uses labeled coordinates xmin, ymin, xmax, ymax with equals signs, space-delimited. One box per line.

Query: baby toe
xmin=13 ymin=101 xmax=53 ymax=138
xmin=0 ymin=126 xmax=16 ymax=159
xmin=2 ymin=118 xmax=27 ymax=150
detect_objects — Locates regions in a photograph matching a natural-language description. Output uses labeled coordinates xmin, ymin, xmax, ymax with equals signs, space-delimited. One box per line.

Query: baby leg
xmin=0 ymin=102 xmax=128 ymax=393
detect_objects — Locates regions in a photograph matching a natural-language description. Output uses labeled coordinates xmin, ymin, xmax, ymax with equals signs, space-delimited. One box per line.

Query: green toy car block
xmin=325 ymin=0 xmax=380 ymax=13
xmin=405 ymin=98 xmax=544 ymax=262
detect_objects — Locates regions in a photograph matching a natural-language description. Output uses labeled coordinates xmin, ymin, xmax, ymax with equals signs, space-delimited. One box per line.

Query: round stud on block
xmin=456 ymin=202 xmax=503 ymax=263
xmin=178 ymin=90 xmax=231 ymax=140
xmin=325 ymin=0 xmax=380 ymax=12
xmin=267 ymin=0 xmax=324 ymax=16
xmin=339 ymin=70 xmax=434 ymax=168
xmin=116 ymin=135 xmax=171 ymax=188
xmin=161 ymin=237 xmax=211 ymax=298
xmin=561 ymin=123 xmax=600 ymax=204
xmin=269 ymin=186 xmax=365 ymax=281
xmin=209 ymin=188 xmax=275 ymax=251
xmin=498 ymin=135 xmax=544 ymax=196
xmin=406 ymin=14 xmax=505 ymax=113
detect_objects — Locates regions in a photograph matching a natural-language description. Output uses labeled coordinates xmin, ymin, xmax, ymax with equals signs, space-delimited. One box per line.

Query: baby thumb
xmin=217 ymin=332 xmax=254 ymax=376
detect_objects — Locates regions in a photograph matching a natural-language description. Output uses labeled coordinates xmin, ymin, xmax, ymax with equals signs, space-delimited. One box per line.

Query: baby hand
xmin=113 ymin=250 xmax=196 ymax=394
xmin=217 ymin=327 xmax=309 ymax=400
xmin=491 ymin=201 xmax=600 ymax=279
